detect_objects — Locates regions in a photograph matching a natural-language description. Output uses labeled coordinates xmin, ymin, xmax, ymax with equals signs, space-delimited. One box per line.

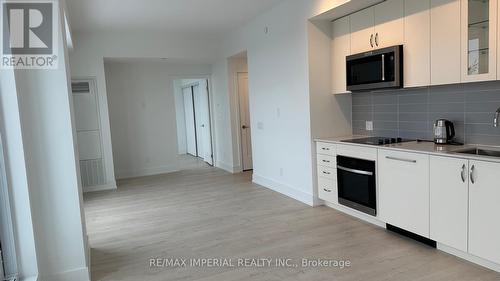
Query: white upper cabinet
xmin=374 ymin=0 xmax=404 ymax=49
xmin=350 ymin=7 xmax=375 ymax=54
xmin=404 ymin=0 xmax=431 ymax=87
xmin=430 ymin=156 xmax=468 ymax=252
xmin=331 ymin=17 xmax=351 ymax=94
xmin=461 ymin=0 xmax=497 ymax=82
xmin=349 ymin=1 xmax=404 ymax=54
xmin=431 ymin=0 xmax=462 ymax=85
xmin=469 ymin=160 xmax=500 ymax=265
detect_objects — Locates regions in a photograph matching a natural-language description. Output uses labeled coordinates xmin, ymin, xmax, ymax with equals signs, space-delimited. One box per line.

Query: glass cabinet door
xmin=462 ymin=0 xmax=497 ymax=81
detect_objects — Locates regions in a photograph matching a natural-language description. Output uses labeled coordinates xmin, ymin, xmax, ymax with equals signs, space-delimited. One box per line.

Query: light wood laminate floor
xmin=83 ymin=164 xmax=500 ymax=281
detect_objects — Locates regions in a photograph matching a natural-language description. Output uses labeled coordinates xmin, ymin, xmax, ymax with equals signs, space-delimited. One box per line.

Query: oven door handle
xmin=337 ymin=165 xmax=374 ymax=176
xmin=381 ymin=54 xmax=385 ymax=81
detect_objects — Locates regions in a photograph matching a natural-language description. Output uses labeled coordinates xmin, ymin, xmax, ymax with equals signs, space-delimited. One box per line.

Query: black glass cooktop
xmin=341 ymin=137 xmax=413 ymax=146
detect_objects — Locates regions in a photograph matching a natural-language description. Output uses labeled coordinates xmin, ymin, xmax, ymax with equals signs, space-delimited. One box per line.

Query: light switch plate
xmin=366 ymin=121 xmax=373 ymax=131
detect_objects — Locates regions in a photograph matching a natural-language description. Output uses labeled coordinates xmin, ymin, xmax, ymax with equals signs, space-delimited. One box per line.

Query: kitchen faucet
xmin=495 ymin=107 xmax=500 ymax=127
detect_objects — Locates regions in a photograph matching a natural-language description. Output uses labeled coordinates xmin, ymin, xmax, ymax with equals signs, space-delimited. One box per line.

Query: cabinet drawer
xmin=316 ymin=142 xmax=336 ymax=156
xmin=318 ymin=177 xmax=337 ymax=204
xmin=317 ymin=165 xmax=336 ymax=180
xmin=317 ymin=154 xmax=336 ymax=168
xmin=337 ymin=144 xmax=377 ymax=161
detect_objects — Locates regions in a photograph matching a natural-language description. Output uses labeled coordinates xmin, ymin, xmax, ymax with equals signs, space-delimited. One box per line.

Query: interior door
xmin=193 ymin=81 xmax=213 ymax=165
xmin=237 ymin=73 xmax=253 ymax=171
xmin=192 ymin=84 xmax=204 ymax=159
xmin=183 ymin=87 xmax=197 ymax=156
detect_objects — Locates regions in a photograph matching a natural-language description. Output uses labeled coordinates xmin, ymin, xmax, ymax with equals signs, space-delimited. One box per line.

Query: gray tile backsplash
xmin=351 ymin=81 xmax=500 ymax=146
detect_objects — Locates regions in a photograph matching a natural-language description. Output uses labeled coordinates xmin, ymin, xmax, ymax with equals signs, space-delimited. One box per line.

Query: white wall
xmin=211 ymin=0 xmax=354 ymax=205
xmin=69 ymin=31 xmax=220 ymax=187
xmin=308 ymin=20 xmax=352 ymax=197
xmin=0 ymin=67 xmax=39 ymax=281
xmin=104 ymin=61 xmax=211 ymax=179
xmin=173 ymin=80 xmax=187 ymax=154
xmin=68 ymin=0 xmax=362 ymax=205
xmin=0 ymin=2 xmax=90 ymax=280
xmin=211 ymin=61 xmax=235 ymax=172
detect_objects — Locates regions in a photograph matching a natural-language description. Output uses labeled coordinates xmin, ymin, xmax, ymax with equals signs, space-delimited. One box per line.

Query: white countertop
xmin=315 ymin=136 xmax=500 ymax=163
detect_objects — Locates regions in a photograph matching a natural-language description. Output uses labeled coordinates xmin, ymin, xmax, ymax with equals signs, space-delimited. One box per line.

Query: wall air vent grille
xmin=79 ymin=158 xmax=106 ymax=187
xmin=71 ymin=82 xmax=91 ymax=93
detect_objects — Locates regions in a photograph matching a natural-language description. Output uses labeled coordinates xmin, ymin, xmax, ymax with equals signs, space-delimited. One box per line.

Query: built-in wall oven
xmin=337 ymin=155 xmax=376 ymax=216
xmin=346 ymin=45 xmax=403 ymax=92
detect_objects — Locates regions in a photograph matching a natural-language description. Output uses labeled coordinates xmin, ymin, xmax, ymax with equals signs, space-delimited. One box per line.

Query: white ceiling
xmin=66 ymin=0 xmax=283 ymax=36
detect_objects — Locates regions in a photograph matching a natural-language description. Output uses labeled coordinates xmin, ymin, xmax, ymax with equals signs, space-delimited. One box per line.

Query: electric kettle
xmin=434 ymin=119 xmax=455 ymax=144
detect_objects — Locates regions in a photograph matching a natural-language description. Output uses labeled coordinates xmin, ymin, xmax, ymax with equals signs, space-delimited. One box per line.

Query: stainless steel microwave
xmin=346 ymin=45 xmax=403 ymax=92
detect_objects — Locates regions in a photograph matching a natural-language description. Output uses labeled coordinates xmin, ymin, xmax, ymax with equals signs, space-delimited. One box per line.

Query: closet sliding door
xmin=183 ymin=87 xmax=197 ymax=156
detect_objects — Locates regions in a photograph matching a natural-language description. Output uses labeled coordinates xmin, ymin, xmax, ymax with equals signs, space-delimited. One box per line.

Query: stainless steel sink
xmin=454 ymin=148 xmax=500 ymax=158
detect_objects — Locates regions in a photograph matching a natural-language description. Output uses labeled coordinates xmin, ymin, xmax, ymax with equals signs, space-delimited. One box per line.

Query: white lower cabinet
xmin=378 ymin=150 xmax=430 ymax=238
xmin=318 ymin=176 xmax=337 ymax=204
xmin=316 ymin=142 xmax=338 ymax=204
xmin=430 ymin=156 xmax=468 ymax=252
xmin=469 ymin=160 xmax=500 ymax=265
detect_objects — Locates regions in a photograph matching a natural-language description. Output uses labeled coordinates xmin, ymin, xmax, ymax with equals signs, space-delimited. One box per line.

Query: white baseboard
xmin=116 ymin=165 xmax=179 ymax=180
xmin=323 ymin=201 xmax=386 ymax=228
xmin=40 ymin=267 xmax=89 ymax=281
xmin=252 ymin=174 xmax=320 ymax=206
xmin=83 ymin=182 xmax=117 ymax=193
xmin=216 ymin=161 xmax=242 ymax=174
xmin=20 ymin=276 xmax=38 ymax=281
xmin=438 ymin=243 xmax=500 ymax=273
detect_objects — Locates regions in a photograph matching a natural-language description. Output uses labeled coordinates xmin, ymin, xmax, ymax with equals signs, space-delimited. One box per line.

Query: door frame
xmin=181 ymin=85 xmax=199 ymax=157
xmin=235 ymin=72 xmax=252 ymax=171
xmin=173 ymin=76 xmax=215 ymax=166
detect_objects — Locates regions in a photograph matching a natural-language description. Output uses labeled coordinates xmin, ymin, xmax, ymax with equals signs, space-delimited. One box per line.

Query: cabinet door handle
xmin=321 ymin=147 xmax=330 ymax=151
xmin=386 ymin=156 xmax=417 ymax=163
xmin=461 ymin=164 xmax=466 ymax=183
xmin=375 ymin=33 xmax=379 ymax=47
xmin=470 ymin=165 xmax=476 ymax=184
xmin=323 ymin=188 xmax=332 ymax=193
xmin=322 ymin=171 xmax=331 ymax=175
xmin=322 ymin=159 xmax=331 ymax=163
xmin=370 ymin=34 xmax=374 ymax=48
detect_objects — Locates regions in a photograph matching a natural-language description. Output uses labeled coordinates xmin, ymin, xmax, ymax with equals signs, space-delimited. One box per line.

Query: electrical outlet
xmin=279 ymin=168 xmax=284 ymax=177
xmin=366 ymin=121 xmax=374 ymax=131
xmin=257 ymin=122 xmax=264 ymax=130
